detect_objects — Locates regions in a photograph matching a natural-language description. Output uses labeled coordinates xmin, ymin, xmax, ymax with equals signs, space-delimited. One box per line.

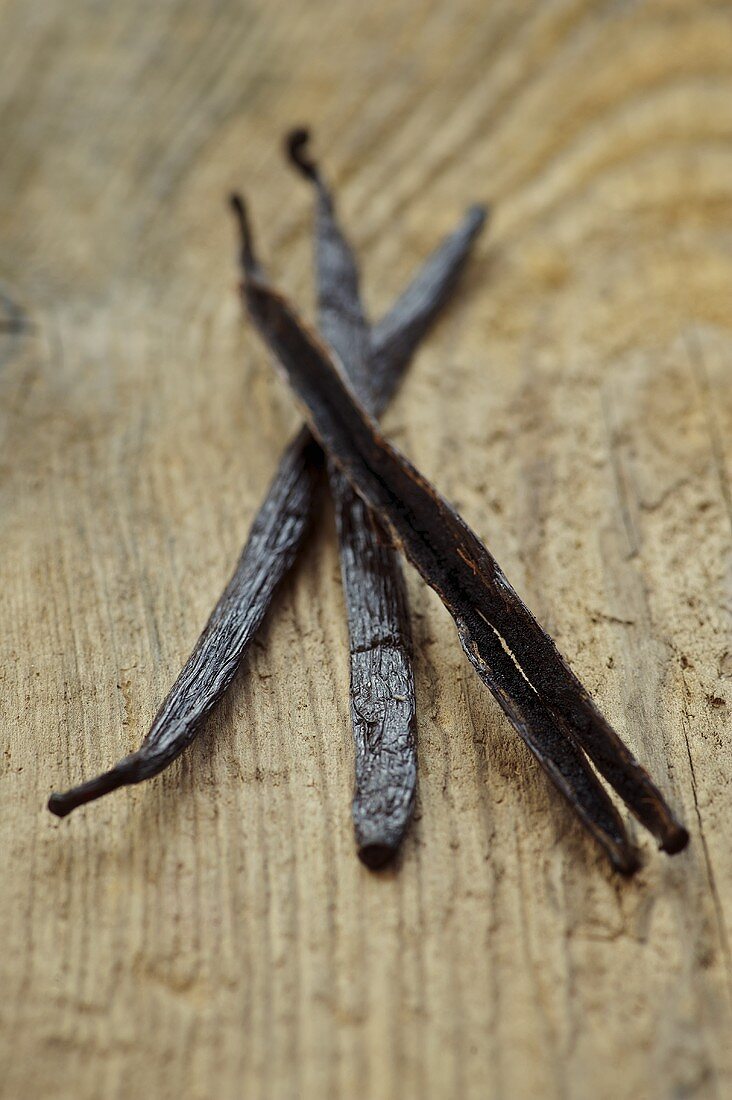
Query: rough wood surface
xmin=1 ymin=2 xmax=731 ymax=1098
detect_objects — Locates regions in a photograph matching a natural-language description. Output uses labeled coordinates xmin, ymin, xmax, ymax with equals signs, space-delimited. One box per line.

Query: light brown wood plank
xmin=1 ymin=1 xmax=731 ymax=1097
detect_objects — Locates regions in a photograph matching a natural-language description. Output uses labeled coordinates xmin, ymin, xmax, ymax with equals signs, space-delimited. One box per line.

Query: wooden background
xmin=1 ymin=1 xmax=731 ymax=1097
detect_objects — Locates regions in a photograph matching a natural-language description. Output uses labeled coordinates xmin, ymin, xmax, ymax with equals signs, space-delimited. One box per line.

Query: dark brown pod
xmin=288 ymin=128 xmax=417 ymax=867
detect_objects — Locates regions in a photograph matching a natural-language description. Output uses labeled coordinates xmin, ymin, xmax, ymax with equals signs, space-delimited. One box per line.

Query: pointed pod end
xmin=466 ymin=203 xmax=491 ymax=238
xmin=228 ymin=191 xmax=245 ymax=221
xmin=47 ymin=758 xmax=141 ymax=819
xmin=358 ymin=841 xmax=398 ymax=870
xmin=47 ymin=792 xmax=74 ymax=818
xmin=286 ymin=126 xmax=318 ymax=181
xmin=354 ymin=808 xmax=411 ymax=871
xmin=228 ymin=191 xmax=249 ymax=245
xmin=228 ymin=192 xmax=260 ymax=278
xmin=660 ymin=823 xmax=690 ymax=855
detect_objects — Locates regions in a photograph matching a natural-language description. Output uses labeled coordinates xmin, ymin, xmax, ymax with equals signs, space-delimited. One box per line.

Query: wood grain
xmin=1 ymin=1 xmax=731 ymax=1097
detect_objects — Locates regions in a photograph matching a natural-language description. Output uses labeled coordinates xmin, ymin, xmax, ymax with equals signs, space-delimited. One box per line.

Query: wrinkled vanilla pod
xmin=288 ymin=128 xmax=418 ymax=867
xmin=47 ymin=189 xmax=487 ymax=819
xmin=238 ymin=206 xmax=689 ymax=873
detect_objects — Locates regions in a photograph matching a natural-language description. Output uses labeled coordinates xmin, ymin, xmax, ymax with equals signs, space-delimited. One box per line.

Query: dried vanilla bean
xmin=48 ymin=188 xmax=487 ymax=818
xmin=238 ymin=204 xmax=688 ymax=872
xmin=288 ymin=128 xmax=418 ymax=867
